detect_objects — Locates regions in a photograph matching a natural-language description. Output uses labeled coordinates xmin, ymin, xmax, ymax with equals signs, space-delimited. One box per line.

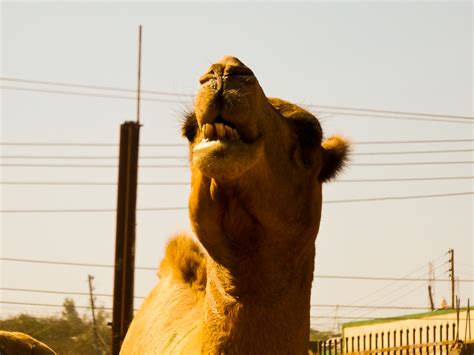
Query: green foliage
xmin=0 ymin=298 xmax=111 ymax=354
xmin=309 ymin=328 xmax=339 ymax=341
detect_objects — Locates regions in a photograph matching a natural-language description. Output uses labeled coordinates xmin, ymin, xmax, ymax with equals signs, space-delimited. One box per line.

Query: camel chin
xmin=192 ymin=138 xmax=263 ymax=180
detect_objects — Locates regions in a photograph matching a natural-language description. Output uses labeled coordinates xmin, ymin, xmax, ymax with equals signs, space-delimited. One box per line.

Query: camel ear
xmin=182 ymin=112 xmax=199 ymax=142
xmin=319 ymin=135 xmax=350 ymax=182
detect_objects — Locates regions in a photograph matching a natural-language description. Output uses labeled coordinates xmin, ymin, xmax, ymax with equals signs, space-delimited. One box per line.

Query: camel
xmin=121 ymin=56 xmax=349 ymax=354
xmin=0 ymin=331 xmax=56 ymax=354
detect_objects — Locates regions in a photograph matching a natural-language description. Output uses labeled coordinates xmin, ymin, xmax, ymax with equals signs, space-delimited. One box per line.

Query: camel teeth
xmin=202 ymin=122 xmax=240 ymax=141
xmin=215 ymin=123 xmax=225 ymax=139
xmin=225 ymin=126 xmax=233 ymax=139
xmin=204 ymin=124 xmax=216 ymax=140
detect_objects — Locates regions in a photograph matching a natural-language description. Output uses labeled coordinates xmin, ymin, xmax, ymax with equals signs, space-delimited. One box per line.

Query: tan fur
xmin=158 ymin=234 xmax=207 ymax=291
xmin=121 ymin=56 xmax=349 ymax=354
xmin=0 ymin=331 xmax=56 ymax=354
xmin=320 ymin=135 xmax=350 ymax=182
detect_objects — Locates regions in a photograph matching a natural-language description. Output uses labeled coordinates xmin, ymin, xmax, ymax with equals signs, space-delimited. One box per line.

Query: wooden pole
xmin=111 ymin=25 xmax=142 ymax=355
xmin=428 ymin=285 xmax=435 ymax=311
xmin=111 ymin=122 xmax=140 ymax=354
xmin=136 ymin=25 xmax=142 ymax=125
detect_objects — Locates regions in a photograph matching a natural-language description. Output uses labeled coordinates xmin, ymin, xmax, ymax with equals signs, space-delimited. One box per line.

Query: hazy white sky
xmin=1 ymin=2 xmax=472 ymax=330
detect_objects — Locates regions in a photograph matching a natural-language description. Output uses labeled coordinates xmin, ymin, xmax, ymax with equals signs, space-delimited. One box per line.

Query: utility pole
xmin=428 ymin=262 xmax=435 ymax=310
xmin=428 ymin=285 xmax=435 ymax=311
xmin=448 ymin=249 xmax=455 ymax=308
xmin=88 ymin=275 xmax=101 ymax=355
xmin=111 ymin=25 xmax=142 ymax=355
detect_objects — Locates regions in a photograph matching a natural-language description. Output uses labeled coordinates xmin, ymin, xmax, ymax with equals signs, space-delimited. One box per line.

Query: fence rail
xmin=310 ymin=321 xmax=473 ymax=354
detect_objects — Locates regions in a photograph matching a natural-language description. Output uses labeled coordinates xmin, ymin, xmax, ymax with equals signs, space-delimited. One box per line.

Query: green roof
xmin=342 ymin=307 xmax=473 ymax=329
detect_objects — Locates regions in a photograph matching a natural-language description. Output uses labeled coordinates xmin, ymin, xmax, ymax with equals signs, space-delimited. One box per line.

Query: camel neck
xmin=201 ymin=244 xmax=315 ymax=354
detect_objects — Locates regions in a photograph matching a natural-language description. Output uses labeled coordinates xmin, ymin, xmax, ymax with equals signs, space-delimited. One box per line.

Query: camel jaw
xmin=192 ymin=138 xmax=263 ymax=181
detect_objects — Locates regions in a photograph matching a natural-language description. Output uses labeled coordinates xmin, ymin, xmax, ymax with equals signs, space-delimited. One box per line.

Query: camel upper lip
xmin=201 ymin=114 xmax=235 ymax=129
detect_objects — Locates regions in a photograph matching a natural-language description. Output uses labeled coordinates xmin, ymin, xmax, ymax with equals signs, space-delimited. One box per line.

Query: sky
xmin=1 ymin=1 xmax=473 ymax=331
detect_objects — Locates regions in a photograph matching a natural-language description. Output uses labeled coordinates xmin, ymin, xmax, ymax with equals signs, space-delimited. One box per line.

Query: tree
xmin=0 ymin=298 xmax=111 ymax=354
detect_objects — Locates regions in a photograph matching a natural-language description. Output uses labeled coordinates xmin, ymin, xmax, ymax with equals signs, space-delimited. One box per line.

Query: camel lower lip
xmin=193 ymin=139 xmax=243 ymax=156
xmin=191 ymin=137 xmax=263 ymax=180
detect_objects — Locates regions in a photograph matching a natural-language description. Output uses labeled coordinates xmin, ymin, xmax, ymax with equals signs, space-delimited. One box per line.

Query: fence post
xmin=419 ymin=327 xmax=423 ymax=355
xmin=400 ymin=329 xmax=404 ymax=355
xmin=380 ymin=332 xmax=385 ymax=355
xmin=439 ymin=325 xmax=443 ymax=355
xmin=446 ymin=323 xmax=449 ymax=354
xmin=426 ymin=326 xmax=429 ymax=355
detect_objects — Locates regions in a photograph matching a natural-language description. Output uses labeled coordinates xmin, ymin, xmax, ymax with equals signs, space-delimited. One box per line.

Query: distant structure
xmin=341 ymin=307 xmax=472 ymax=353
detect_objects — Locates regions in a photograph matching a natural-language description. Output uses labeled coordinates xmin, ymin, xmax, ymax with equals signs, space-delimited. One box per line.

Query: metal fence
xmin=310 ymin=322 xmax=473 ymax=354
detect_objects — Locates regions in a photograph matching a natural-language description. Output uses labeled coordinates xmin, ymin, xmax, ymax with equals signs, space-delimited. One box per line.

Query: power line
xmin=1 ymin=191 xmax=472 ymax=213
xmin=0 ymin=155 xmax=187 ymax=160
xmin=336 ymin=176 xmax=474 ymax=183
xmin=1 ymin=149 xmax=472 ymax=160
xmin=0 ymin=300 xmax=113 ymax=311
xmin=1 ymin=161 xmax=474 ymax=169
xmin=356 ymin=281 xmax=429 ymax=319
xmin=0 ymin=287 xmax=145 ymax=300
xmin=324 ymin=192 xmax=474 ymax=204
xmin=0 ymin=287 xmax=432 ymax=310
xmin=2 ymin=76 xmax=472 ymax=121
xmin=0 ymin=85 xmax=186 ymax=104
xmin=0 ymin=163 xmax=187 ymax=168
xmin=0 ymin=300 xmax=140 ymax=313
xmin=310 ymin=304 xmax=428 ymax=310
xmin=352 ymin=161 xmax=474 ymax=166
xmin=306 ymin=104 xmax=474 ymax=121
xmin=355 ymin=139 xmax=474 ymax=145
xmin=350 ymin=261 xmax=450 ymax=319
xmin=2 ymin=300 xmax=456 ymax=321
xmin=2 ymin=176 xmax=472 ymax=186
xmin=319 ymin=255 xmax=447 ymax=319
xmin=0 ymin=142 xmax=185 ymax=147
xmin=1 ymin=138 xmax=473 ymax=147
xmin=0 ymin=207 xmax=188 ymax=213
xmin=0 ymin=77 xmax=194 ymax=97
xmin=309 ymin=315 xmax=469 ymax=320
xmin=0 ymin=257 xmax=155 ymax=270
xmin=3 ymin=82 xmax=470 ymax=125
xmin=0 ymin=257 xmax=472 ymax=282
xmin=0 ymin=181 xmax=189 ymax=186
xmin=353 ymin=149 xmax=474 ymax=155
xmin=313 ymin=275 xmax=472 ymax=282
xmin=316 ymin=111 xmax=472 ymax=124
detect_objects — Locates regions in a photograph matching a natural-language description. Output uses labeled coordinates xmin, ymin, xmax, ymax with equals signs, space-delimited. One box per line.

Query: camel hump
xmin=0 ymin=331 xmax=56 ymax=354
xmin=158 ymin=234 xmax=207 ymax=291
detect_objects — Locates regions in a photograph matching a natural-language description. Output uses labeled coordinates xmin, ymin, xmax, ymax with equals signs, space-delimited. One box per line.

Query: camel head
xmin=182 ymin=56 xmax=349 ymax=262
